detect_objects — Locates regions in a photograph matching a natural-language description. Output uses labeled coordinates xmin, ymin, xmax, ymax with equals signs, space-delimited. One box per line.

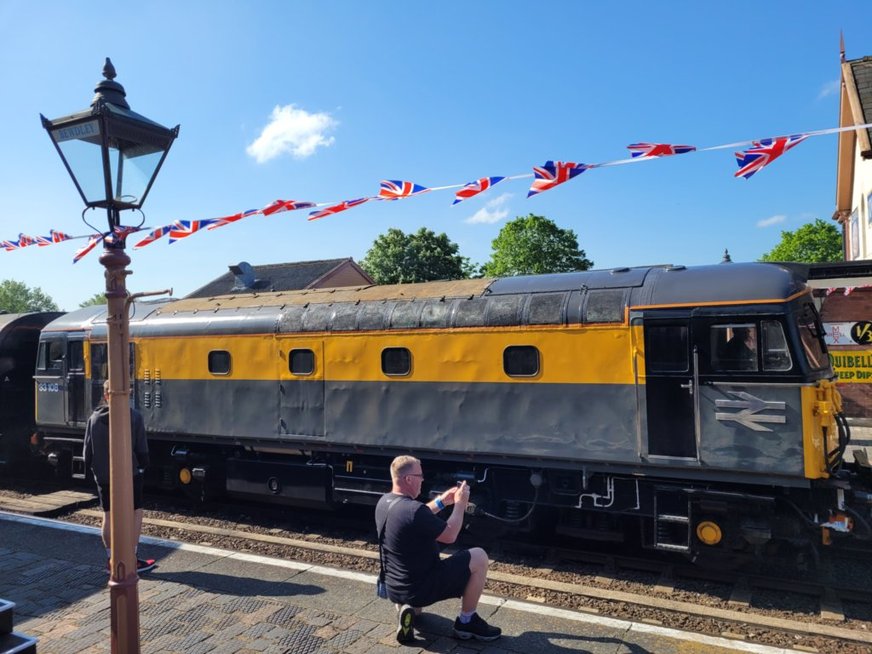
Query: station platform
xmin=0 ymin=512 xmax=811 ymax=654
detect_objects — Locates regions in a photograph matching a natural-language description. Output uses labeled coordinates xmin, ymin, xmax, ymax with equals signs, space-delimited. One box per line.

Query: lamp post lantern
xmin=41 ymin=58 xmax=178 ymax=654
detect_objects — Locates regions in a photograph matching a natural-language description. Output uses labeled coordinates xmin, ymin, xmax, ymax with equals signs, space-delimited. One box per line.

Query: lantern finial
xmin=92 ymin=57 xmax=129 ymax=110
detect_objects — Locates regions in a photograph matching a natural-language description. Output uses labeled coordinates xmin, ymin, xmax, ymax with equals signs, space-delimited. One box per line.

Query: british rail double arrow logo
xmin=714 ymin=391 xmax=786 ymax=432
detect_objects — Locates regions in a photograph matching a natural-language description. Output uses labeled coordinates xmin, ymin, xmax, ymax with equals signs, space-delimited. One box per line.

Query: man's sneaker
xmin=136 ymin=559 xmax=157 ymax=574
xmin=453 ymin=613 xmax=501 ymax=641
xmin=396 ymin=604 xmax=415 ymax=643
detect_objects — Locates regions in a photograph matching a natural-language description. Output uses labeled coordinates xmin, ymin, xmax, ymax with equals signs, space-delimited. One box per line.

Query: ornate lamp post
xmin=41 ymin=58 xmax=178 ymax=654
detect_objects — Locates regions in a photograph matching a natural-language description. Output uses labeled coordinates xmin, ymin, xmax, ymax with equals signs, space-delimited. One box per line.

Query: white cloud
xmin=464 ymin=193 xmax=513 ymax=224
xmin=818 ymin=79 xmax=840 ymax=100
xmin=757 ymin=214 xmax=787 ymax=228
xmin=246 ymin=104 xmax=337 ymax=163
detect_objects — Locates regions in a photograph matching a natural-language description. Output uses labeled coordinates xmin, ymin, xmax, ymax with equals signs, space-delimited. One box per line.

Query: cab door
xmin=67 ymin=339 xmax=86 ymax=424
xmin=34 ymin=336 xmax=67 ymax=427
xmin=643 ymin=318 xmax=697 ymax=459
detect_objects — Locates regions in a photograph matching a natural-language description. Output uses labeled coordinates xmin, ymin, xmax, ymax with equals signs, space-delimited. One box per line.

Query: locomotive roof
xmin=0 ymin=311 xmax=63 ymax=334
xmin=153 ymin=262 xmax=807 ymax=313
xmin=39 ymin=263 xmax=810 ymax=337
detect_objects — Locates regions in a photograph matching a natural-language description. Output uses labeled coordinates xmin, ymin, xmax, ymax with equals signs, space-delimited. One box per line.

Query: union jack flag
xmin=134 ymin=224 xmax=174 ymax=249
xmin=32 ymin=234 xmax=55 ymax=247
xmin=1 ymin=239 xmax=20 ymax=251
xmin=453 ymin=176 xmax=506 ymax=205
xmin=734 ymin=135 xmax=807 ymax=180
xmin=527 ymin=161 xmax=588 ymax=198
xmin=103 ymin=225 xmax=142 ymax=247
xmin=49 ymin=229 xmax=72 ymax=244
xmin=260 ymin=199 xmax=316 ymax=216
xmin=168 ymin=219 xmax=220 ymax=243
xmin=626 ymin=142 xmax=696 ymax=158
xmin=207 ymin=208 xmax=259 ymax=231
xmin=308 ymin=198 xmax=370 ymax=221
xmin=16 ymin=234 xmax=36 ymax=248
xmin=377 ymin=180 xmax=430 ymax=200
xmin=73 ymin=235 xmax=103 ymax=263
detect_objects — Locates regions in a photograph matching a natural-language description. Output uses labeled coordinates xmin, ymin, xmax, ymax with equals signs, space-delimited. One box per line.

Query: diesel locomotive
xmin=10 ymin=261 xmax=872 ymax=561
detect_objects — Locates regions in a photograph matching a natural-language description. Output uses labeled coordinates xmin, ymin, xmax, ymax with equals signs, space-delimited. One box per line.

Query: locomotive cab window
xmin=208 ymin=350 xmax=231 ymax=375
xmin=797 ymin=303 xmax=828 ymax=370
xmin=504 ymin=346 xmax=540 ymax=377
xmin=289 ymin=349 xmax=315 ymax=376
xmin=761 ymin=320 xmax=792 ymax=371
xmin=382 ymin=347 xmax=411 ymax=376
xmin=711 ymin=324 xmax=758 ymax=372
xmin=36 ymin=340 xmax=65 ymax=373
xmin=645 ymin=325 xmax=688 ymax=373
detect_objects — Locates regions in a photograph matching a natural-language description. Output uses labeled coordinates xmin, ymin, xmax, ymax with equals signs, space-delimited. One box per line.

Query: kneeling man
xmin=375 ymin=455 xmax=501 ymax=643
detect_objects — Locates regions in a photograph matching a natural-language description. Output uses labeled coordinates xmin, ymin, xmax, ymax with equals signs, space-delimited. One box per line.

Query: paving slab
xmin=0 ymin=511 xmax=812 ymax=654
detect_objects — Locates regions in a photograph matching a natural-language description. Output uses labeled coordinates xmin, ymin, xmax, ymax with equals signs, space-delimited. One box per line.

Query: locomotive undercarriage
xmin=35 ymin=433 xmax=863 ymax=563
xmin=30 ymin=428 xmax=872 ymax=564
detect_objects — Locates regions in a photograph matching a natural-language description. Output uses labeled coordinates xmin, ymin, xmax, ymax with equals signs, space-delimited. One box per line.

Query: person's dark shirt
xmin=375 ymin=493 xmax=446 ymax=600
xmin=82 ymin=404 xmax=149 ymax=485
xmin=721 ymin=335 xmax=755 ymax=370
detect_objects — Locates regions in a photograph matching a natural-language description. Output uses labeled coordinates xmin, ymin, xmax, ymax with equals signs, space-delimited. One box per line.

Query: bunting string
xmin=5 ymin=122 xmax=871 ymax=263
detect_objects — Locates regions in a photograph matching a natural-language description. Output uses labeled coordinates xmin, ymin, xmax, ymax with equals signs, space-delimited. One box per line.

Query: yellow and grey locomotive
xmin=28 ymin=262 xmax=872 ymax=560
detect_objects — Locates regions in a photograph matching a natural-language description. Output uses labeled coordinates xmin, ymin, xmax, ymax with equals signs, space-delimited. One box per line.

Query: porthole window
xmin=382 ymin=347 xmax=411 ymax=376
xmin=290 ymin=349 xmax=315 ymax=376
xmin=504 ymin=346 xmax=540 ymax=377
xmin=208 ymin=350 xmax=231 ymax=375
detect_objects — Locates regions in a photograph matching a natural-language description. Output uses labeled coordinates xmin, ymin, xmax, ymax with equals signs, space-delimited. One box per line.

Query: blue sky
xmin=1 ymin=1 xmax=870 ymax=310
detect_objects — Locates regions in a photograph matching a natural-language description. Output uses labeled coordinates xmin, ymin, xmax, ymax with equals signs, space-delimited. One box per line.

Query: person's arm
xmin=427 ymin=484 xmax=461 ymax=514
xmin=436 ymin=481 xmax=470 ymax=544
xmin=82 ymin=418 xmax=92 ymax=474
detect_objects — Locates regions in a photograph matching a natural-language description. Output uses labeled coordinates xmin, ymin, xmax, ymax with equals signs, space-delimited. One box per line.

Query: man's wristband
xmin=434 ymin=497 xmax=445 ymax=511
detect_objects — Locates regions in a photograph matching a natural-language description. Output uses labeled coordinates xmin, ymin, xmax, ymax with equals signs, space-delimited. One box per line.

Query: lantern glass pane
xmin=113 ymin=144 xmax=163 ymax=205
xmin=52 ymin=120 xmax=107 ymax=204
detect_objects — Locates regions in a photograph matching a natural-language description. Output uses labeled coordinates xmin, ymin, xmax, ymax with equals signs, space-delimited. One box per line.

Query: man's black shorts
xmin=406 ymin=549 xmax=471 ymax=608
xmin=96 ymin=475 xmax=143 ymax=512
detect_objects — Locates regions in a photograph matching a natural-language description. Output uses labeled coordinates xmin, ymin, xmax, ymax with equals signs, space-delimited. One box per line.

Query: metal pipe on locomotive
xmin=11 ymin=262 xmax=872 ymax=563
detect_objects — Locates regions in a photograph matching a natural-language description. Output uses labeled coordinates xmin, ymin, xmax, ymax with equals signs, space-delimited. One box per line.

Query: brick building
xmin=825 ymin=42 xmax=872 ymax=420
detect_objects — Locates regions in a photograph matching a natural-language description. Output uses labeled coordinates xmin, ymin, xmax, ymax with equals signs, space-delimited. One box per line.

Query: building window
xmin=208 ymin=350 xmax=231 ymax=375
xmin=851 ymin=208 xmax=860 ymax=260
xmin=867 ymin=192 xmax=872 ymax=225
xmin=382 ymin=347 xmax=411 ymax=376
xmin=503 ymin=346 xmax=540 ymax=377
xmin=290 ymin=349 xmax=315 ymax=376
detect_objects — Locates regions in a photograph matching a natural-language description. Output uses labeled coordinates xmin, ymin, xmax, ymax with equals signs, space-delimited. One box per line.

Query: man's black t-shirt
xmin=375 ymin=493 xmax=446 ymax=600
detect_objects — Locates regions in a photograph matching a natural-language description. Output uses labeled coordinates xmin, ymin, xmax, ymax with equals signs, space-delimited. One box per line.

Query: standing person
xmin=82 ymin=380 xmax=155 ymax=574
xmin=375 ymin=455 xmax=501 ymax=644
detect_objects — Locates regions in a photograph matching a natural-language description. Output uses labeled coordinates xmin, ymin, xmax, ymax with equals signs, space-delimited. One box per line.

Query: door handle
xmin=680 ymin=381 xmax=693 ymax=396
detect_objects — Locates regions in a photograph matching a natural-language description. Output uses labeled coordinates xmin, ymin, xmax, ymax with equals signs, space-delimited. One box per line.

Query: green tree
xmin=481 ymin=214 xmax=593 ymax=277
xmin=0 ymin=280 xmax=59 ymax=313
xmin=361 ymin=227 xmax=474 ymax=284
xmin=759 ymin=218 xmax=843 ymax=263
xmin=79 ymin=293 xmax=107 ymax=308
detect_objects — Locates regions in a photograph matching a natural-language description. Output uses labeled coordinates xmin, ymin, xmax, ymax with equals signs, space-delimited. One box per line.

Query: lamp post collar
xmin=92 ymin=58 xmax=130 ymax=110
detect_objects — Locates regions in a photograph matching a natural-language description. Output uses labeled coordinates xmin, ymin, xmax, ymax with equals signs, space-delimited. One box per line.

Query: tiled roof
xmin=185 ymin=258 xmax=364 ymax=298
